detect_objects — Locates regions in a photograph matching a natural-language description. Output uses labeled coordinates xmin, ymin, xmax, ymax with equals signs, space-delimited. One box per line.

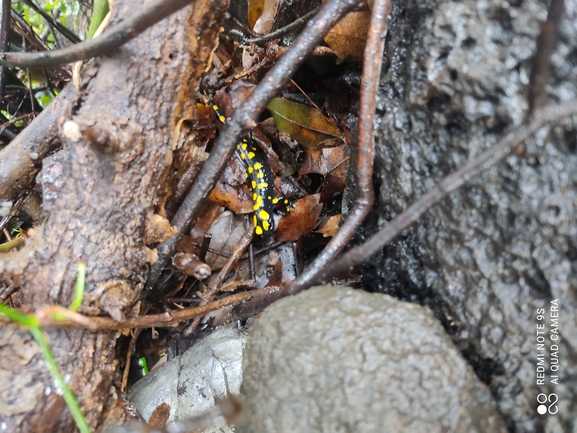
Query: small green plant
xmin=0 ymin=263 xmax=90 ymax=433
xmin=87 ymin=0 xmax=109 ymax=39
xmin=138 ymin=357 xmax=149 ymax=376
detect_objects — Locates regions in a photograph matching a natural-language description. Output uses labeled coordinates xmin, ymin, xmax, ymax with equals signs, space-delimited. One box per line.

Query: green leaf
xmin=267 ymin=98 xmax=345 ymax=149
xmin=87 ymin=0 xmax=109 ymax=39
xmin=69 ymin=263 xmax=86 ymax=312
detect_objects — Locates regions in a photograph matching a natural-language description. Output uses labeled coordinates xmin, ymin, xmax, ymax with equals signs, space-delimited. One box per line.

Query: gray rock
xmin=128 ymin=323 xmax=247 ymax=428
xmin=363 ymin=0 xmax=577 ymax=430
xmin=239 ymin=286 xmax=505 ymax=433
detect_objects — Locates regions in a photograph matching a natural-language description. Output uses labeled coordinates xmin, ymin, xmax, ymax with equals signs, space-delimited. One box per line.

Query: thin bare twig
xmin=285 ymin=0 xmax=392 ymax=295
xmin=20 ymin=0 xmax=81 ymax=44
xmin=0 ymin=0 xmax=196 ymax=67
xmin=188 ymin=227 xmax=253 ymax=332
xmin=0 ymin=284 xmax=17 ymax=303
xmin=121 ymin=328 xmax=142 ymax=392
xmin=147 ymin=0 xmax=363 ymax=290
xmin=11 ymin=11 xmax=51 ymax=52
xmin=202 ymin=228 xmax=253 ymax=301
xmin=0 ymin=0 xmax=10 ymax=99
xmin=242 ymin=7 xmax=320 ymax=46
xmin=0 ymin=194 xmax=25 ymax=232
xmin=0 ymin=287 xmax=281 ymax=330
xmin=527 ymin=0 xmax=564 ymax=115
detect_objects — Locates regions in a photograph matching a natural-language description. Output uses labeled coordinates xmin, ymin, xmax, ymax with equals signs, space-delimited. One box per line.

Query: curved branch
xmin=242 ymin=7 xmax=320 ymax=46
xmin=0 ymin=287 xmax=281 ymax=330
xmin=285 ymin=0 xmax=392 ymax=296
xmin=0 ymin=0 xmax=195 ymax=67
xmin=527 ymin=0 xmax=564 ymax=115
xmin=0 ymin=0 xmax=10 ymax=97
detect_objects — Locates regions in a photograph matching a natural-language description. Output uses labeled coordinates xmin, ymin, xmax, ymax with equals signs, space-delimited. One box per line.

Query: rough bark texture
xmin=0 ymin=0 xmax=227 ymax=430
xmin=363 ymin=0 xmax=576 ymax=431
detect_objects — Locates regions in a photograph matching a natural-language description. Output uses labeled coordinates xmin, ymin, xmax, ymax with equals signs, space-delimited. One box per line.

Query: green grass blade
xmin=0 ymin=304 xmax=39 ymax=327
xmin=29 ymin=326 xmax=91 ymax=433
xmin=87 ymin=0 xmax=109 ymax=39
xmin=70 ymin=263 xmax=86 ymax=312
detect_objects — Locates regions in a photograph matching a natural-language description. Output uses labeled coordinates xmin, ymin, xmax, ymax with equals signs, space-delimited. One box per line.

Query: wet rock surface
xmin=363 ymin=0 xmax=577 ymax=430
xmin=239 ymin=286 xmax=506 ymax=433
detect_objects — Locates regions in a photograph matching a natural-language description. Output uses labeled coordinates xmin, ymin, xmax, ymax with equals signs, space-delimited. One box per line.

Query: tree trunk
xmin=0 ymin=0 xmax=227 ymax=430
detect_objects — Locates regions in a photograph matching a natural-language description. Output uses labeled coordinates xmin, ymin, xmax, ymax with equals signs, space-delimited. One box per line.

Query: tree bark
xmin=0 ymin=0 xmax=227 ymax=430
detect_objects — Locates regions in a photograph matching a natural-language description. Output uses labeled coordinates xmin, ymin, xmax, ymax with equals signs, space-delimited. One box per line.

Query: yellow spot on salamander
xmin=251 ymin=180 xmax=256 ymax=189
xmin=258 ymin=182 xmax=268 ymax=190
xmin=259 ymin=209 xmax=270 ymax=221
xmin=219 ymin=115 xmax=226 ymax=123
xmin=253 ymin=215 xmax=258 ymax=227
xmin=253 ymin=192 xmax=257 ymax=201
xmin=242 ymin=143 xmax=248 ymax=151
xmin=255 ymin=225 xmax=263 ymax=235
xmin=272 ymin=197 xmax=279 ymax=204
xmin=240 ymin=153 xmax=246 ymax=160
xmin=253 ymin=194 xmax=263 ymax=211
xmin=248 ymin=151 xmax=255 ymax=159
xmin=257 ymin=171 xmax=264 ymax=179
xmin=262 ymin=220 xmax=270 ymax=231
xmin=248 ymin=166 xmax=254 ymax=174
xmin=254 ymin=163 xmax=263 ymax=170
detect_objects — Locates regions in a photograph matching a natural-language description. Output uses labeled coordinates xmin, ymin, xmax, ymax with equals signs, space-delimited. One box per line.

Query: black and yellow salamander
xmin=212 ymin=104 xmax=286 ymax=236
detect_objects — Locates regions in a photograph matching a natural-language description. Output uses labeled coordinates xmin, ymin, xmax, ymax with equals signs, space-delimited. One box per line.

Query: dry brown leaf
xmin=253 ymin=0 xmax=280 ymax=34
xmin=299 ymin=145 xmax=350 ymax=177
xmin=248 ymin=0 xmax=266 ymax=28
xmin=316 ymin=214 xmax=341 ymax=237
xmin=275 ymin=194 xmax=322 ymax=242
xmin=324 ymin=11 xmax=371 ymax=63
